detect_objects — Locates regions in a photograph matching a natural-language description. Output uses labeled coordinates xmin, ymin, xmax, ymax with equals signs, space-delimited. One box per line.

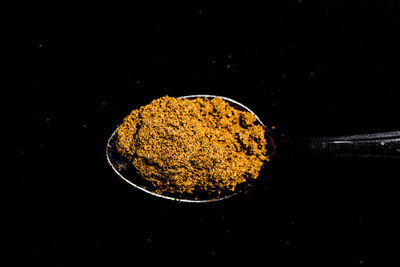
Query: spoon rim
xmin=105 ymin=94 xmax=271 ymax=203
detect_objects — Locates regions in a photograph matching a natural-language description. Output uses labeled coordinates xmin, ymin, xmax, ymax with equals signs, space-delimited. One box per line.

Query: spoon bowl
xmin=105 ymin=94 xmax=277 ymax=203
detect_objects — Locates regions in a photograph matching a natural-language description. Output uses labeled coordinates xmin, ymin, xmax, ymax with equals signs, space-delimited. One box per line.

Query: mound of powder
xmin=116 ymin=96 xmax=269 ymax=196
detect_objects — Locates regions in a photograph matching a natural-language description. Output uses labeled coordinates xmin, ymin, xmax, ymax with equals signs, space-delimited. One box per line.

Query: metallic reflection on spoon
xmin=105 ymin=94 xmax=277 ymax=203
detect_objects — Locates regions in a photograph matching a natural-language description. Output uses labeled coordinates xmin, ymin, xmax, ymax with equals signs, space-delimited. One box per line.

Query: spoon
xmin=106 ymin=94 xmax=400 ymax=203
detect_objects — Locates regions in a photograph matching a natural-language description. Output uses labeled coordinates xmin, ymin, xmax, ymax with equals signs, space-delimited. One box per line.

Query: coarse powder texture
xmin=116 ymin=96 xmax=269 ymax=196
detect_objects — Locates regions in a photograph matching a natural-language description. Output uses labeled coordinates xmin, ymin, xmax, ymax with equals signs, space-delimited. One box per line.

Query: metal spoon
xmin=106 ymin=94 xmax=400 ymax=203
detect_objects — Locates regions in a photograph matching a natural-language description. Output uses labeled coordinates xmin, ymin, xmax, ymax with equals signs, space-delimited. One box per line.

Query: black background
xmin=3 ymin=0 xmax=400 ymax=264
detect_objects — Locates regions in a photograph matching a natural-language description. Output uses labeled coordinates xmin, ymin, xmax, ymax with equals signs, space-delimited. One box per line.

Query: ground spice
xmin=116 ymin=96 xmax=269 ymax=197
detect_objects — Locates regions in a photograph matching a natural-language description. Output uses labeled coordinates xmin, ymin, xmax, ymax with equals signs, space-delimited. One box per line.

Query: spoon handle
xmin=292 ymin=131 xmax=400 ymax=159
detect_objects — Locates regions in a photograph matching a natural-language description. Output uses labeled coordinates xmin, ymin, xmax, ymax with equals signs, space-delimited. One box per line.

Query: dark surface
xmin=3 ymin=1 xmax=400 ymax=264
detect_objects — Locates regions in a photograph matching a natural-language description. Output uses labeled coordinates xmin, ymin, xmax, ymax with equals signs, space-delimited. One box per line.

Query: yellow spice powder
xmin=116 ymin=96 xmax=269 ymax=196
